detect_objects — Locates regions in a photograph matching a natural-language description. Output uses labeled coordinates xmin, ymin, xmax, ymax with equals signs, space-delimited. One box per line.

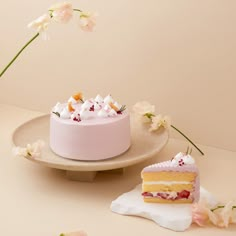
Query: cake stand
xmin=12 ymin=114 xmax=168 ymax=181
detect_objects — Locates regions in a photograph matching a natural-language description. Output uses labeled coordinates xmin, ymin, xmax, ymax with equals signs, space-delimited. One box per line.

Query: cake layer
xmin=141 ymin=153 xmax=200 ymax=204
xmin=143 ymin=198 xmax=192 ymax=204
xmin=142 ymin=183 xmax=193 ymax=192
xmin=142 ymin=172 xmax=196 ymax=182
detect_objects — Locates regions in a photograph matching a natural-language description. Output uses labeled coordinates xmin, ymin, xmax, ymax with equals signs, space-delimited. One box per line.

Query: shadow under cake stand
xmin=12 ymin=114 xmax=168 ymax=181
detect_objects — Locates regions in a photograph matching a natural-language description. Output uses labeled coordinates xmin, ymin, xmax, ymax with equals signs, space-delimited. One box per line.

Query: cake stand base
xmin=66 ymin=168 xmax=125 ymax=182
xmin=12 ymin=114 xmax=168 ymax=182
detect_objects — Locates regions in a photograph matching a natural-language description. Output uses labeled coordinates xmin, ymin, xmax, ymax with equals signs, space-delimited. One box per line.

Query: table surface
xmin=1 ymin=104 xmax=236 ymax=236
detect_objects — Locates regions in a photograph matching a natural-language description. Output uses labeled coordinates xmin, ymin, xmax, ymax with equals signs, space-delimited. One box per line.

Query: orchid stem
xmin=0 ymin=32 xmax=39 ymax=78
xmin=73 ymin=8 xmax=82 ymax=12
xmin=171 ymin=124 xmax=204 ymax=156
xmin=211 ymin=205 xmax=236 ymax=212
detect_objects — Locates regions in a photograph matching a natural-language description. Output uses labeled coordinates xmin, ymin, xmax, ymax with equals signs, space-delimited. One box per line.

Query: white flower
xmin=132 ymin=101 xmax=155 ymax=116
xmin=79 ymin=12 xmax=96 ymax=32
xmin=28 ymin=14 xmax=51 ymax=32
xmin=149 ymin=114 xmax=171 ymax=131
xmin=13 ymin=140 xmax=45 ymax=158
xmin=220 ymin=201 xmax=236 ymax=227
xmin=12 ymin=146 xmax=27 ymax=157
xmin=231 ymin=205 xmax=236 ymax=223
xmin=50 ymin=2 xmax=73 ymax=24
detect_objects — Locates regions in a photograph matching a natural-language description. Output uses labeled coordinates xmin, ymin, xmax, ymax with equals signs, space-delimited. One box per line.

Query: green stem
xmin=73 ymin=8 xmax=82 ymax=12
xmin=0 ymin=32 xmax=39 ymax=78
xmin=211 ymin=205 xmax=236 ymax=212
xmin=171 ymin=124 xmax=204 ymax=156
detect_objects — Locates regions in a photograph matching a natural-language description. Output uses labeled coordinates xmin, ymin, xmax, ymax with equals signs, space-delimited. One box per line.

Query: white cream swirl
xmin=170 ymin=152 xmax=195 ymax=167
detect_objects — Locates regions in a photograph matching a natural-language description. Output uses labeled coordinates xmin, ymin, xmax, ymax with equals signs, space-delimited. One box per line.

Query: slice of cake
xmin=50 ymin=93 xmax=131 ymax=161
xmin=141 ymin=152 xmax=200 ymax=203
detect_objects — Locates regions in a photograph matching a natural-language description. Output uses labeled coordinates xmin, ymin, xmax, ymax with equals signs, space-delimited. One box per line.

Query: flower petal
xmin=132 ymin=101 xmax=155 ymax=115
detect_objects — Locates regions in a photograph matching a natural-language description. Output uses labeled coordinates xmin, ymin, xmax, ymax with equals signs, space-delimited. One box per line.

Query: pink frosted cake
xmin=141 ymin=152 xmax=200 ymax=203
xmin=50 ymin=93 xmax=131 ymax=161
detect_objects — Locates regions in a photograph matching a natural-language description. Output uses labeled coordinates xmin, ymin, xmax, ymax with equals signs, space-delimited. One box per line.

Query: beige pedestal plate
xmin=12 ymin=114 xmax=168 ymax=181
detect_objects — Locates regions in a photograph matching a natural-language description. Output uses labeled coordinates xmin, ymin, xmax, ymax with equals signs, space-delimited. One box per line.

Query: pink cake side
xmin=50 ymin=112 xmax=131 ymax=161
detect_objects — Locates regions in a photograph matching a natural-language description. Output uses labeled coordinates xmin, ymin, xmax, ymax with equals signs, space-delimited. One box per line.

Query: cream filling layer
xmin=143 ymin=181 xmax=191 ymax=185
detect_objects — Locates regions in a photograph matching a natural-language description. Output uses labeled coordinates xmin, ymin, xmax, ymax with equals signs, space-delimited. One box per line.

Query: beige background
xmin=0 ymin=0 xmax=236 ymax=151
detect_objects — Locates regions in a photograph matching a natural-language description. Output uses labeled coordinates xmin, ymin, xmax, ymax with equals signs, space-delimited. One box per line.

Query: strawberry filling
xmin=142 ymin=192 xmax=154 ymax=197
xmin=142 ymin=190 xmax=191 ymax=200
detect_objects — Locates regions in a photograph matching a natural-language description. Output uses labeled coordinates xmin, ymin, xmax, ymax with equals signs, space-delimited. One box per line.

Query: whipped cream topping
xmin=80 ymin=109 xmax=92 ymax=120
xmin=81 ymin=100 xmax=92 ymax=110
xmin=170 ymin=152 xmax=195 ymax=167
xmin=52 ymin=102 xmax=63 ymax=113
xmin=94 ymin=94 xmax=103 ymax=103
xmin=60 ymin=108 xmax=71 ymax=119
xmin=143 ymin=181 xmax=191 ymax=185
xmin=108 ymin=109 xmax=118 ymax=117
xmin=104 ymin=95 xmax=114 ymax=104
xmin=104 ymin=104 xmax=111 ymax=111
xmin=94 ymin=102 xmax=101 ymax=110
xmin=97 ymin=109 xmax=109 ymax=118
xmin=52 ymin=93 xmax=126 ymax=122
xmin=113 ymin=101 xmax=122 ymax=110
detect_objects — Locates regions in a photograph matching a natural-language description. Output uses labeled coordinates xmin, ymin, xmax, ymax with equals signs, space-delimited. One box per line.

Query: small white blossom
xmin=12 ymin=146 xmax=27 ymax=157
xmin=219 ymin=201 xmax=236 ymax=227
xmin=149 ymin=114 xmax=171 ymax=132
xmin=13 ymin=140 xmax=45 ymax=158
xmin=132 ymin=101 xmax=155 ymax=116
xmin=140 ymin=115 xmax=152 ymax=123
xmin=28 ymin=14 xmax=51 ymax=32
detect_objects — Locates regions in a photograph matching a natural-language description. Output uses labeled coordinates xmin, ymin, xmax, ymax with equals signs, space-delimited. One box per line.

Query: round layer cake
xmin=49 ymin=93 xmax=131 ymax=161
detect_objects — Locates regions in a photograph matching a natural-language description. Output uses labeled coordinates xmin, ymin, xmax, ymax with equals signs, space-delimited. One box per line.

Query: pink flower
xmin=210 ymin=201 xmax=236 ymax=227
xmin=192 ymin=201 xmax=236 ymax=228
xmin=50 ymin=2 xmax=73 ymax=23
xmin=192 ymin=203 xmax=210 ymax=226
xmin=79 ymin=12 xmax=96 ymax=32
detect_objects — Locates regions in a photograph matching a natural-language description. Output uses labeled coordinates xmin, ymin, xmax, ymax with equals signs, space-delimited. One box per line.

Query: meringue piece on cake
xmin=113 ymin=101 xmax=122 ymax=110
xmin=170 ymin=152 xmax=195 ymax=167
xmin=80 ymin=109 xmax=91 ymax=120
xmin=182 ymin=155 xmax=195 ymax=165
xmin=81 ymin=100 xmax=92 ymax=110
xmin=94 ymin=94 xmax=103 ymax=103
xmin=104 ymin=104 xmax=111 ymax=111
xmin=97 ymin=109 xmax=109 ymax=118
xmin=71 ymin=111 xmax=80 ymax=121
xmin=104 ymin=95 xmax=114 ymax=104
xmin=94 ymin=102 xmax=101 ymax=110
xmin=68 ymin=96 xmax=77 ymax=104
xmin=60 ymin=108 xmax=71 ymax=119
xmin=108 ymin=109 xmax=118 ymax=117
xmin=52 ymin=102 xmax=63 ymax=113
